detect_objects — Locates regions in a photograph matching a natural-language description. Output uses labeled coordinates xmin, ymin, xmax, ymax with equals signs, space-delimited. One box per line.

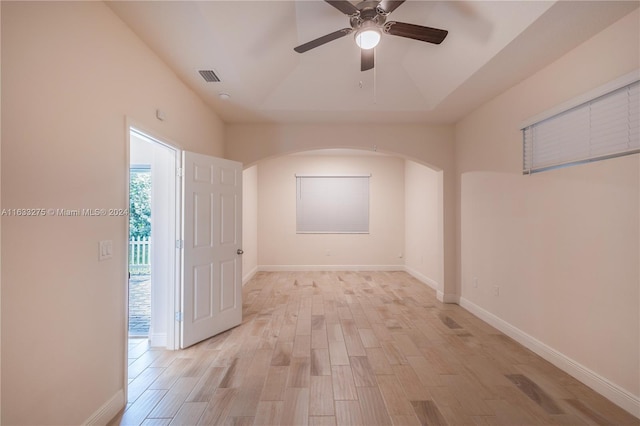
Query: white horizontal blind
xmin=296 ymin=176 xmax=370 ymax=233
xmin=523 ymin=80 xmax=639 ymax=174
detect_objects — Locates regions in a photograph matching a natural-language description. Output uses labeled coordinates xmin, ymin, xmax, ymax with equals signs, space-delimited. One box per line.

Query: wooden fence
xmin=129 ymin=236 xmax=150 ymax=274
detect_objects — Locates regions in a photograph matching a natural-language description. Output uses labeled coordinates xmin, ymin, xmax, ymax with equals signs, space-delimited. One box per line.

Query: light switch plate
xmin=99 ymin=240 xmax=113 ymax=261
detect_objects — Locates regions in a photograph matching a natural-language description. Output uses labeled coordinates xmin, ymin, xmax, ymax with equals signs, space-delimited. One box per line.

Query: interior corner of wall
xmin=242 ymin=266 xmax=258 ymax=286
xmin=83 ymin=389 xmax=125 ymax=426
xmin=437 ymin=290 xmax=460 ymax=304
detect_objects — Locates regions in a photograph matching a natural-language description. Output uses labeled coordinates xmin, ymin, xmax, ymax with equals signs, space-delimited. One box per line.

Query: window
xmin=296 ymin=175 xmax=370 ymax=234
xmin=522 ymin=77 xmax=639 ymax=174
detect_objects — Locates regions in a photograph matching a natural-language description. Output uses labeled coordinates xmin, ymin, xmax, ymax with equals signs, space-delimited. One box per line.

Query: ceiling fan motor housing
xmin=350 ymin=0 xmax=387 ymax=30
xmin=349 ymin=0 xmax=387 ymax=26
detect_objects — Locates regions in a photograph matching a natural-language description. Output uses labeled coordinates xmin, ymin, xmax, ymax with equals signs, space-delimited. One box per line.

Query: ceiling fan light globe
xmin=355 ymin=29 xmax=381 ymax=49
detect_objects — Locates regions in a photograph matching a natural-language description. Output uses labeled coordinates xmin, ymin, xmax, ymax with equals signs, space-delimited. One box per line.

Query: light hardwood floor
xmin=112 ymin=271 xmax=639 ymax=425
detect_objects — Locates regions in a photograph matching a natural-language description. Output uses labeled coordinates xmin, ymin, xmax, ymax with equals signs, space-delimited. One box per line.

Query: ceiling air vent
xmin=198 ymin=70 xmax=220 ymax=83
xmin=198 ymin=69 xmax=221 ymax=83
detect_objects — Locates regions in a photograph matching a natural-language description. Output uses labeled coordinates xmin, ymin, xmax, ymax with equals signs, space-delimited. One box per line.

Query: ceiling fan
xmin=293 ymin=0 xmax=448 ymax=71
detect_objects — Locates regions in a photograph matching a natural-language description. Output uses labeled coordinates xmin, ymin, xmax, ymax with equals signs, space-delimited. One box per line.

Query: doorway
xmin=126 ymin=125 xmax=244 ymax=354
xmin=128 ymin=164 xmax=151 ymax=337
xmin=128 ymin=128 xmax=179 ymax=349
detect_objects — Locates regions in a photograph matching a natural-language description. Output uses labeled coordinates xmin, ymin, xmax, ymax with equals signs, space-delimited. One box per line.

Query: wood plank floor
xmin=111 ymin=271 xmax=639 ymax=425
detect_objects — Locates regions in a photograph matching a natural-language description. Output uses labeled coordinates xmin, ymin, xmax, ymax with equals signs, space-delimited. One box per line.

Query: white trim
xmin=242 ymin=266 xmax=258 ymax=286
xmin=123 ymin=118 xmax=133 ymax=405
xmin=258 ymin=265 xmax=404 ymax=272
xmin=83 ymin=389 xmax=125 ymax=426
xmin=520 ymin=69 xmax=640 ymax=129
xmin=172 ymin=149 xmax=183 ymax=352
xmin=404 ymin=266 xmax=439 ymax=291
xmin=402 ymin=267 xmax=458 ymax=304
xmin=459 ymin=297 xmax=640 ymax=418
xmin=149 ymin=333 xmax=167 ymax=348
xmin=126 ymin=120 xmax=181 ymax=352
xmin=437 ymin=291 xmax=459 ymax=304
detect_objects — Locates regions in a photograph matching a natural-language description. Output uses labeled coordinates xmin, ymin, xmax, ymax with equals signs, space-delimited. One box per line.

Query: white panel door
xmin=181 ymin=151 xmax=242 ymax=348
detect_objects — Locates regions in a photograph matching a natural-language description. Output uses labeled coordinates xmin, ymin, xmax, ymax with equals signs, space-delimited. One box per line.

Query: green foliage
xmin=129 ymin=171 xmax=151 ymax=240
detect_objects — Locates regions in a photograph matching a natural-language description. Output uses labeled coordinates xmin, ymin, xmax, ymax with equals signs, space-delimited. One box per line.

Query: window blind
xmin=296 ymin=175 xmax=370 ymax=234
xmin=522 ymin=80 xmax=639 ymax=174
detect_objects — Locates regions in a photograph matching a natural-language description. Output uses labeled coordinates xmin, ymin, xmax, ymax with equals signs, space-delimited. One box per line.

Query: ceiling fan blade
xmin=361 ymin=48 xmax=374 ymax=71
xmin=378 ymin=0 xmax=405 ymax=14
xmin=325 ymin=0 xmax=359 ymax=15
xmin=294 ymin=28 xmax=353 ymax=53
xmin=384 ymin=21 xmax=448 ymax=44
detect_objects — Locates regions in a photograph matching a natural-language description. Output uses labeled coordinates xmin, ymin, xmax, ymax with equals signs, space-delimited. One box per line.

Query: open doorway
xmin=128 ymin=128 xmax=179 ymax=349
xmin=128 ymin=164 xmax=151 ymax=337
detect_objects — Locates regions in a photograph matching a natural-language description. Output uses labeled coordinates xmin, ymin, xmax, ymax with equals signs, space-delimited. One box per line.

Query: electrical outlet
xmin=493 ymin=286 xmax=500 ymax=296
xmin=473 ymin=277 xmax=478 ymax=288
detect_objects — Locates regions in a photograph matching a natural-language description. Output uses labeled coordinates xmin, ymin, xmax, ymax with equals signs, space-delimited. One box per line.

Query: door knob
xmin=237 ymin=249 xmax=244 ymax=255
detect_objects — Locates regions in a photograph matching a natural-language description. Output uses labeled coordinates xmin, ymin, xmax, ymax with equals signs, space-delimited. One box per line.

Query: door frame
xmin=125 ymin=120 xmax=183 ymax=352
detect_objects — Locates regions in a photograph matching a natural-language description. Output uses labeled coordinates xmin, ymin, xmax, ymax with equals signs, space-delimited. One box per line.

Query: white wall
xmin=257 ymin=153 xmax=405 ymax=269
xmin=455 ymin=9 xmax=639 ymax=415
xmin=1 ymin=2 xmax=224 ymax=424
xmin=242 ymin=165 xmax=258 ymax=283
xmin=404 ymin=161 xmax=443 ymax=292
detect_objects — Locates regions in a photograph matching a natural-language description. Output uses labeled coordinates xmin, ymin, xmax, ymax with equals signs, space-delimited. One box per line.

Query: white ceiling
xmin=107 ymin=1 xmax=638 ymax=124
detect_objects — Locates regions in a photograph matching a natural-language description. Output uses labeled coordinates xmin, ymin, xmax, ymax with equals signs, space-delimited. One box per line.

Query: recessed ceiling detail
xmin=107 ymin=1 xmax=639 ymax=124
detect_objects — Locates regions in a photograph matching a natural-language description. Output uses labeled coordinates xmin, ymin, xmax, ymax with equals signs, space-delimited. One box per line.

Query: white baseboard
xmin=150 ymin=333 xmax=167 ymax=348
xmin=436 ymin=291 xmax=459 ymax=304
xmin=459 ymin=297 xmax=640 ymax=418
xmin=258 ymin=265 xmax=404 ymax=272
xmin=403 ymin=267 xmax=458 ymax=304
xmin=83 ymin=389 xmax=125 ymax=425
xmin=404 ymin=266 xmax=439 ymax=291
xmin=242 ymin=266 xmax=258 ymax=286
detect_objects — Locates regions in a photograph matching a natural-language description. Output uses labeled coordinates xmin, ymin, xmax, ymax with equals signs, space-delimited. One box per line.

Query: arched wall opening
xmin=234 ymin=129 xmax=455 ymax=302
xmin=226 ymin=122 xmax=456 ymax=301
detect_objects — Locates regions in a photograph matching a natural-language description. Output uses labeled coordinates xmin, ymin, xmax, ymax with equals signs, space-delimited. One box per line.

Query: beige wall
xmin=257 ymin=154 xmax=405 ymax=268
xmin=226 ymin=123 xmax=457 ymax=299
xmin=0 ymin=3 xmax=3 ymax=420
xmin=404 ymin=161 xmax=443 ymax=291
xmin=455 ymin=8 xmax=639 ymax=413
xmin=242 ymin=165 xmax=258 ymax=283
xmin=1 ymin=2 xmax=224 ymax=424
xmin=225 ymin=123 xmax=453 ymax=171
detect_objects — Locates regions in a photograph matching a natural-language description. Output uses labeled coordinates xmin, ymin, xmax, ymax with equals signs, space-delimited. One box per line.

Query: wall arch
xmin=226 ymin=123 xmax=452 ymax=171
xmin=230 ymin=122 xmax=457 ymax=302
